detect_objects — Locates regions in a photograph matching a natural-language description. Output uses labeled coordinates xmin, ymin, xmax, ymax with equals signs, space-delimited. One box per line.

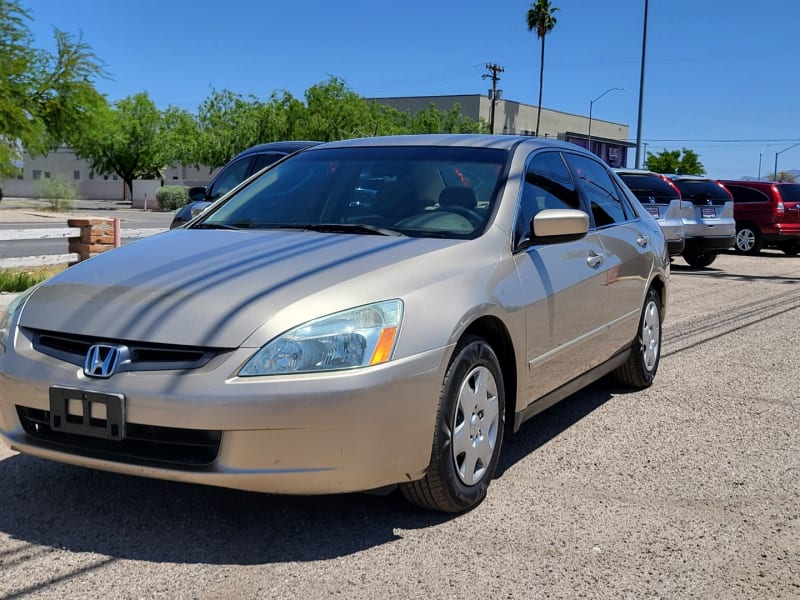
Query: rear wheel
xmin=735 ymin=224 xmax=762 ymax=255
xmin=614 ymin=287 xmax=662 ymax=388
xmin=401 ymin=336 xmax=505 ymax=513
xmin=683 ymin=250 xmax=718 ymax=268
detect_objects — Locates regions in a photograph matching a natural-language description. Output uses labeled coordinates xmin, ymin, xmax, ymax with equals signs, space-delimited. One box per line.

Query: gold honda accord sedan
xmin=0 ymin=135 xmax=668 ymax=512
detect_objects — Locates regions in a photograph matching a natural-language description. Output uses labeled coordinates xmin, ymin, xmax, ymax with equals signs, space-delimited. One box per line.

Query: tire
xmin=401 ymin=336 xmax=505 ymax=513
xmin=682 ymin=250 xmax=718 ymax=269
xmin=614 ymin=287 xmax=662 ymax=389
xmin=780 ymin=242 xmax=800 ymax=256
xmin=735 ymin=225 xmax=762 ymax=255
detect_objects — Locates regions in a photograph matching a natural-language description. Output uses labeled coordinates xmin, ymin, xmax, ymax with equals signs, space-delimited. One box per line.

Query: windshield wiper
xmin=303 ymin=223 xmax=405 ymax=237
xmin=193 ymin=222 xmax=241 ymax=230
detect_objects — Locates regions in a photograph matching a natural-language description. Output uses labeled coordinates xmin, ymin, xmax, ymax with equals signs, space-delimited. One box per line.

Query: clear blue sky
xmin=23 ymin=0 xmax=800 ymax=179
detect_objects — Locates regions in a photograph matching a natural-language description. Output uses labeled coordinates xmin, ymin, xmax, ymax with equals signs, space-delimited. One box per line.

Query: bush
xmin=38 ymin=175 xmax=79 ymax=211
xmin=156 ymin=186 xmax=189 ymax=210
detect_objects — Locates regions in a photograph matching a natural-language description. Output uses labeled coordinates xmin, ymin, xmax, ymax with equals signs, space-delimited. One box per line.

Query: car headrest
xmin=438 ymin=187 xmax=478 ymax=209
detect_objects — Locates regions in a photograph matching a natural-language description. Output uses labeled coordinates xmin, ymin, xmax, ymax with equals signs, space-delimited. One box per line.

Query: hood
xmin=19 ymin=229 xmax=460 ymax=348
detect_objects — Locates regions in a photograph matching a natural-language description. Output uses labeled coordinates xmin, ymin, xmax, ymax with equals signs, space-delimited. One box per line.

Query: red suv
xmin=718 ymin=180 xmax=800 ymax=255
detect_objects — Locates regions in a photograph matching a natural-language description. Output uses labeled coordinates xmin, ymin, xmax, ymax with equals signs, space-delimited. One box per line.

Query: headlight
xmin=239 ymin=300 xmax=403 ymax=376
xmin=0 ymin=287 xmax=37 ymax=354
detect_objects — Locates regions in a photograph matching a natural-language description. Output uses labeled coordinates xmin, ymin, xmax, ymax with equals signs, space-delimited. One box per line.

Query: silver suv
xmin=615 ymin=168 xmax=688 ymax=256
xmin=664 ymin=175 xmax=736 ymax=268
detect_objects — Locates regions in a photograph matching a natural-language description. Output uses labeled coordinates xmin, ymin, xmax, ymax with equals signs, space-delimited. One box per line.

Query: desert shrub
xmin=156 ymin=186 xmax=189 ymax=210
xmin=38 ymin=175 xmax=79 ymax=211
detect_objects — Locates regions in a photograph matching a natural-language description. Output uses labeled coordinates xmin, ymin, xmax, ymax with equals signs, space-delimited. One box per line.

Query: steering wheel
xmin=436 ymin=205 xmax=484 ymax=227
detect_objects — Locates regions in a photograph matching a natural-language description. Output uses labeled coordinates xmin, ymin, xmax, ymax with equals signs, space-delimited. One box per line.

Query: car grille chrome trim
xmin=28 ymin=328 xmax=224 ymax=373
xmin=16 ymin=406 xmax=222 ymax=468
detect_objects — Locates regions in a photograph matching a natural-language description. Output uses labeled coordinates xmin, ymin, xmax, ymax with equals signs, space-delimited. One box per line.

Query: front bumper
xmin=0 ymin=330 xmax=447 ymax=495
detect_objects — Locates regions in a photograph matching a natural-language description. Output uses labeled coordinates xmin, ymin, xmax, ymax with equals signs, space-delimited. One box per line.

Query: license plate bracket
xmin=49 ymin=387 xmax=126 ymax=440
xmin=646 ymin=206 xmax=660 ymax=218
xmin=701 ymin=207 xmax=716 ymax=218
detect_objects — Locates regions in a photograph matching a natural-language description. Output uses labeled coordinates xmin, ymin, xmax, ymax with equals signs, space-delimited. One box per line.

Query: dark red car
xmin=718 ymin=180 xmax=800 ymax=255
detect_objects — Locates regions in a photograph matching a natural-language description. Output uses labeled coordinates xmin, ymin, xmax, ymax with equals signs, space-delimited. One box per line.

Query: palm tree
xmin=526 ymin=0 xmax=558 ymax=136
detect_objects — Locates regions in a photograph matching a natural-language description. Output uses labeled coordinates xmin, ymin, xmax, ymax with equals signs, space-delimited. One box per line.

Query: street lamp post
xmin=587 ymin=87 xmax=624 ymax=155
xmin=773 ymin=142 xmax=800 ymax=181
xmin=758 ymin=144 xmax=771 ymax=180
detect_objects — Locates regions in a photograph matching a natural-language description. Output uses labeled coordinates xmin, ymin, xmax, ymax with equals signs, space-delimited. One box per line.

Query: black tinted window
xmin=671 ymin=179 xmax=731 ymax=206
xmin=251 ymin=152 xmax=288 ymax=173
xmin=725 ymin=185 xmax=769 ymax=203
xmin=566 ymin=154 xmax=629 ymax=227
xmin=618 ymin=173 xmax=679 ymax=204
xmin=207 ymin=156 xmax=253 ymax=200
xmin=516 ymin=152 xmax=579 ymax=245
xmin=777 ymin=184 xmax=800 ymax=203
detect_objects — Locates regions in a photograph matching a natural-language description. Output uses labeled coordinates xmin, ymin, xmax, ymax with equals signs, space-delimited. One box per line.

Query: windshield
xmin=197 ymin=145 xmax=509 ymax=239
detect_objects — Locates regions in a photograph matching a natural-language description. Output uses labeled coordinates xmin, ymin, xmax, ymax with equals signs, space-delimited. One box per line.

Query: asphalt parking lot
xmin=1 ymin=251 xmax=798 ymax=599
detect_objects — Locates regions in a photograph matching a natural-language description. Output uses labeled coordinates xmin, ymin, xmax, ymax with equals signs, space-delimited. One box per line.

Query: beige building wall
xmin=1 ymin=147 xmax=216 ymax=201
xmin=372 ymin=94 xmax=629 ymax=144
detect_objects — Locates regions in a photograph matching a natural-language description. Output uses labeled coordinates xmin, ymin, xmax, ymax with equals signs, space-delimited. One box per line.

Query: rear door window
xmin=725 ymin=185 xmax=769 ymax=203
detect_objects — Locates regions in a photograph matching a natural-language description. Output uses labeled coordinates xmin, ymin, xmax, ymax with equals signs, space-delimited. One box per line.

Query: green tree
xmin=194 ymin=89 xmax=266 ymax=170
xmin=69 ymin=93 xmax=170 ymax=199
xmin=0 ymin=0 xmax=105 ymax=177
xmin=526 ymin=0 xmax=558 ymax=137
xmin=645 ymin=148 xmax=705 ymax=175
xmin=765 ymin=170 xmax=797 ymax=182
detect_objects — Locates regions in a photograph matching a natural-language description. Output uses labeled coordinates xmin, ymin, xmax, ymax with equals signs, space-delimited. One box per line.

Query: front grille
xmin=16 ymin=406 xmax=221 ymax=469
xmin=28 ymin=328 xmax=223 ymax=372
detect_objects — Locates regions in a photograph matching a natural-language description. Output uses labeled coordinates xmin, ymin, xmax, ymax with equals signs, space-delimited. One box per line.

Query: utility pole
xmin=482 ymin=63 xmax=504 ymax=134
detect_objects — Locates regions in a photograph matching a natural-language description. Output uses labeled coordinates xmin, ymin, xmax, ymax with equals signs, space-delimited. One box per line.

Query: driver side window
xmin=515 ymin=151 xmax=580 ymax=246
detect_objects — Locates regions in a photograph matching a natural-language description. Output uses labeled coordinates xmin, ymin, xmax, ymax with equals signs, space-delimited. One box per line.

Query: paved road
xmin=1 ymin=252 xmax=798 ymax=599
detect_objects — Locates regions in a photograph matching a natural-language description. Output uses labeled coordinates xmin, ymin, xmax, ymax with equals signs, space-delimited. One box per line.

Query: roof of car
xmin=235 ymin=140 xmax=321 ymax=159
xmin=310 ymin=134 xmax=589 ymax=153
xmin=614 ymin=168 xmax=660 ymax=176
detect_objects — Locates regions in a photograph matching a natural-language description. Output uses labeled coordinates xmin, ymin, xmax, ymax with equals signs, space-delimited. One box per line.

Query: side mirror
xmin=518 ymin=209 xmax=589 ymax=250
xmin=188 ymin=186 xmax=207 ymax=203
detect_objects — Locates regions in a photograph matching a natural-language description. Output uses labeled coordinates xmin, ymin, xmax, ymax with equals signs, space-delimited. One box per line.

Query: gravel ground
xmin=1 ymin=252 xmax=798 ymax=599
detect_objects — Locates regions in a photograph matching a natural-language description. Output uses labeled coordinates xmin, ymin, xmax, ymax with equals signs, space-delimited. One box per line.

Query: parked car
xmin=664 ymin=175 xmax=736 ymax=268
xmin=169 ymin=141 xmax=321 ymax=228
xmin=614 ymin=168 xmax=688 ymax=256
xmin=717 ymin=180 xmax=800 ymax=255
xmin=0 ymin=135 xmax=668 ymax=513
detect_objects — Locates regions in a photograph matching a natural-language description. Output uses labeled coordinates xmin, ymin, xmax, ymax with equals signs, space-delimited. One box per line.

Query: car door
xmin=512 ymin=150 xmax=612 ymax=404
xmin=565 ymin=153 xmax=652 ymax=355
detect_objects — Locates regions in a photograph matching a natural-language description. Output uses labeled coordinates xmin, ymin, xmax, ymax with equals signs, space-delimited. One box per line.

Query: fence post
xmin=67 ymin=218 xmax=116 ymax=265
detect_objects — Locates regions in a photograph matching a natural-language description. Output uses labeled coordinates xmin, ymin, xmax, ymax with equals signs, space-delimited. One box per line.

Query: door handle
xmin=587 ymin=252 xmax=604 ymax=268
xmin=637 ymin=235 xmax=649 ymax=248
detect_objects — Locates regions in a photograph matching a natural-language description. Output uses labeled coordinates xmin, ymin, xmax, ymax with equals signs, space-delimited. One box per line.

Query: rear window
xmin=671 ymin=179 xmax=731 ymax=206
xmin=777 ymin=184 xmax=800 ymax=203
xmin=618 ymin=173 xmax=679 ymax=204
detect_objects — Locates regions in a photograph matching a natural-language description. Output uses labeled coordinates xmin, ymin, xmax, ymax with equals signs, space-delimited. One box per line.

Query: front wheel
xmin=401 ymin=336 xmax=505 ymax=513
xmin=614 ymin=287 xmax=662 ymax=389
xmin=683 ymin=250 xmax=718 ymax=269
